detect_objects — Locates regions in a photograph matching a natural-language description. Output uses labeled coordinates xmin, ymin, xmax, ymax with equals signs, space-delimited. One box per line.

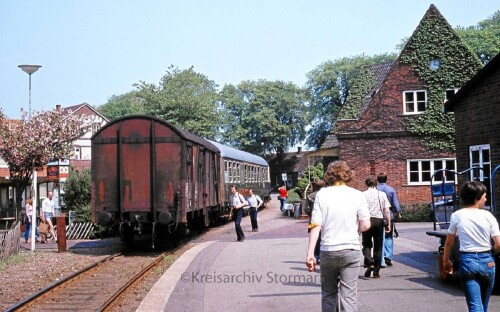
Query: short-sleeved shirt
xmin=448 ymin=208 xmax=500 ymax=252
xmin=231 ymin=193 xmax=246 ymax=208
xmin=363 ymin=188 xmax=391 ymax=219
xmin=311 ymin=185 xmax=370 ymax=251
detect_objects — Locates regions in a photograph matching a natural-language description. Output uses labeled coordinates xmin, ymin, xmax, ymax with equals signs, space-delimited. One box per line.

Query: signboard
xmin=282 ymin=173 xmax=287 ymax=181
xmin=59 ymin=166 xmax=69 ymax=179
xmin=47 ymin=166 xmax=59 ymax=181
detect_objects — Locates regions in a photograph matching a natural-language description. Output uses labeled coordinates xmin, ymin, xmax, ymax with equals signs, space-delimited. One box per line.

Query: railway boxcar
xmin=91 ymin=115 xmax=270 ymax=248
xmin=91 ymin=116 xmax=222 ymax=248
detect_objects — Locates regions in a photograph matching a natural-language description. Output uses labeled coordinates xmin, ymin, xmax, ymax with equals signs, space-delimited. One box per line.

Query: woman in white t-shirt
xmin=443 ymin=181 xmax=500 ymax=311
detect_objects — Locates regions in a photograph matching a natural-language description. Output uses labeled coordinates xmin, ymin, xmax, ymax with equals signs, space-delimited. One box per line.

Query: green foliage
xmin=400 ymin=10 xmax=483 ymax=151
xmin=337 ymin=66 xmax=376 ymax=120
xmin=399 ymin=203 xmax=433 ymax=222
xmin=305 ymin=53 xmax=397 ymax=149
xmin=97 ymin=91 xmax=146 ymax=120
xmin=63 ymin=168 xmax=92 ymax=222
xmin=286 ymin=189 xmax=301 ymax=204
xmin=218 ymin=80 xmax=308 ymax=156
xmin=456 ymin=10 xmax=500 ymax=65
xmin=295 ymin=163 xmax=325 ymax=198
xmin=135 ymin=65 xmax=220 ymax=139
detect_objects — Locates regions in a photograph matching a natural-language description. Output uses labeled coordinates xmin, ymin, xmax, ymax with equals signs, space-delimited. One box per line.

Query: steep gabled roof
xmin=60 ymin=102 xmax=109 ymax=122
xmin=337 ymin=61 xmax=395 ymax=120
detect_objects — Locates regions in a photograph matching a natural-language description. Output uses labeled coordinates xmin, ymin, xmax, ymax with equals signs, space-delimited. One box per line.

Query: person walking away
xmin=278 ymin=185 xmax=288 ymax=212
xmin=230 ymin=185 xmax=248 ymax=242
xmin=41 ymin=191 xmax=57 ymax=242
xmin=362 ymin=177 xmax=391 ymax=278
xmin=306 ymin=161 xmax=370 ymax=312
xmin=443 ymin=181 xmax=500 ymax=312
xmin=247 ymin=189 xmax=263 ymax=232
xmin=307 ymin=179 xmax=325 ymax=264
xmin=376 ymin=172 xmax=401 ymax=266
xmin=23 ymin=198 xmax=39 ymax=243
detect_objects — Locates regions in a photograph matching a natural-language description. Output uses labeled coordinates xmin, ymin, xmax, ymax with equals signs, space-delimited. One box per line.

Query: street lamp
xmin=18 ymin=64 xmax=41 ymax=251
xmin=18 ymin=65 xmax=42 ymax=119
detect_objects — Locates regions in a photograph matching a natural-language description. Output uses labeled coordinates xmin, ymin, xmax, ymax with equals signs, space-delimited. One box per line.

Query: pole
xmin=28 ymin=74 xmax=32 ymax=120
xmin=31 ymin=169 xmax=37 ymax=251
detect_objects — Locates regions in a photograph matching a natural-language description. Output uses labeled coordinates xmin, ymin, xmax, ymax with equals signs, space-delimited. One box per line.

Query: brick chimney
xmin=56 ymin=104 xmax=61 ymax=110
xmin=297 ymin=147 xmax=302 ymax=153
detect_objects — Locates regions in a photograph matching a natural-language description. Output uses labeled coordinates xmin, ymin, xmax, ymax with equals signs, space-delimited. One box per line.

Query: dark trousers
xmin=234 ymin=208 xmax=245 ymax=241
xmin=249 ymin=207 xmax=258 ymax=230
xmin=362 ymin=218 xmax=384 ymax=272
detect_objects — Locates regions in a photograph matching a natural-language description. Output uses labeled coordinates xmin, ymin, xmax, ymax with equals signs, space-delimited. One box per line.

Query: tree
xmin=63 ymin=167 xmax=91 ymax=222
xmin=456 ymin=10 xmax=500 ymax=65
xmin=97 ymin=91 xmax=146 ymax=120
xmin=135 ymin=65 xmax=220 ymax=139
xmin=0 ymin=108 xmax=99 ymax=207
xmin=304 ymin=54 xmax=397 ymax=149
xmin=218 ymin=80 xmax=309 ymax=157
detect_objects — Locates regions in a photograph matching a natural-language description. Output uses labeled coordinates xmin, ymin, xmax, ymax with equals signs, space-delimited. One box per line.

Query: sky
xmin=1 ymin=0 xmax=499 ymax=119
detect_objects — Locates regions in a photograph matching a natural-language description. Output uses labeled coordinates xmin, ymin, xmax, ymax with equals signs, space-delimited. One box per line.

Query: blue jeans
xmin=24 ymin=217 xmax=39 ymax=241
xmin=320 ymin=249 xmax=361 ymax=312
xmin=459 ymin=252 xmax=496 ymax=312
xmin=280 ymin=198 xmax=286 ymax=211
xmin=383 ymin=222 xmax=394 ymax=262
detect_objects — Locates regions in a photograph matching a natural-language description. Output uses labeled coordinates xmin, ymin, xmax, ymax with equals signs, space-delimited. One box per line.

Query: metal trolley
xmin=426 ymin=166 xmax=500 ymax=288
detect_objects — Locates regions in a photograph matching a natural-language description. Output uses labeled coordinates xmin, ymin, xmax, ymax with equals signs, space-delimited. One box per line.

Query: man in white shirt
xmin=247 ymin=189 xmax=263 ymax=232
xmin=230 ymin=185 xmax=247 ymax=242
xmin=41 ymin=191 xmax=57 ymax=242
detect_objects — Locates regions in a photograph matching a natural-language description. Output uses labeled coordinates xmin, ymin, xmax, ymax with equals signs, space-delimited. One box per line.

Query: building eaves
xmin=444 ymin=52 xmax=500 ymax=112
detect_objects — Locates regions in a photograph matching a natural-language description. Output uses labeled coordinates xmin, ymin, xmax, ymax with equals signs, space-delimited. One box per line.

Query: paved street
xmin=137 ymin=195 xmax=500 ymax=312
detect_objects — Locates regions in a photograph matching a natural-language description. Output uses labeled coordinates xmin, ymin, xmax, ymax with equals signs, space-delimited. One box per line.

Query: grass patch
xmin=0 ymin=251 xmax=29 ymax=271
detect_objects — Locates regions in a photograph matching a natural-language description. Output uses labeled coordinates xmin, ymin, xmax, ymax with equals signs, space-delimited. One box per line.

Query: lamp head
xmin=18 ymin=64 xmax=42 ymax=75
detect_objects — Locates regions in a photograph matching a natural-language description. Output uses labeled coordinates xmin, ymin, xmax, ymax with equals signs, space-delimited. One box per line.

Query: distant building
xmin=0 ymin=103 xmax=108 ymax=212
xmin=267 ymin=147 xmax=325 ymax=190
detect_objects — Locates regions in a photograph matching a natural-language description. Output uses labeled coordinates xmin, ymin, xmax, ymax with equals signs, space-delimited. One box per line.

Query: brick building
xmin=444 ymin=52 xmax=500 ymax=209
xmin=322 ymin=5 xmax=482 ymax=206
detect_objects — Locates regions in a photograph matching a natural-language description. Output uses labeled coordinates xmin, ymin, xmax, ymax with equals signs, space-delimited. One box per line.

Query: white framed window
xmin=445 ymin=88 xmax=460 ymax=103
xmin=469 ymin=144 xmax=490 ymax=182
xmin=403 ymin=90 xmax=427 ymax=114
xmin=407 ymin=158 xmax=457 ymax=185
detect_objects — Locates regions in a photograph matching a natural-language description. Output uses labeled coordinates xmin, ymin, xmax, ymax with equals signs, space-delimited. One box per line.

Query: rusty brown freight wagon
xmin=91 ymin=116 xmax=223 ymax=248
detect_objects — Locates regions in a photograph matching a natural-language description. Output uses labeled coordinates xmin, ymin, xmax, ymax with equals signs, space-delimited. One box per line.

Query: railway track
xmin=5 ymin=250 xmax=172 ymax=312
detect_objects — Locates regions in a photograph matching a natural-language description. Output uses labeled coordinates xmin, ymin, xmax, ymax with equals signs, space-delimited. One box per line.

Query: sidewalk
xmin=136 ymin=196 xmax=500 ymax=312
xmin=137 ymin=195 xmax=316 ymax=312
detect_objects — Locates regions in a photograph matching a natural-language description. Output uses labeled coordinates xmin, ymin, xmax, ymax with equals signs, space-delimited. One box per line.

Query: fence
xmin=0 ymin=222 xmax=21 ymax=260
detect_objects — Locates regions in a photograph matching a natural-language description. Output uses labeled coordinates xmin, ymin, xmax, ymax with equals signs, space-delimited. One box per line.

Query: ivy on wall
xmin=400 ymin=8 xmax=482 ymax=151
xmin=337 ymin=67 xmax=376 ymax=120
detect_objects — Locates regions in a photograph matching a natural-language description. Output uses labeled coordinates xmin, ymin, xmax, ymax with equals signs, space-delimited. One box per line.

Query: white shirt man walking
xmin=41 ymin=191 xmax=57 ymax=242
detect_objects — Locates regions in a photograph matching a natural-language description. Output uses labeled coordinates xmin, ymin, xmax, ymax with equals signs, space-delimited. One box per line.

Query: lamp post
xmin=18 ymin=65 xmax=42 ymax=120
xmin=18 ymin=64 xmax=41 ymax=251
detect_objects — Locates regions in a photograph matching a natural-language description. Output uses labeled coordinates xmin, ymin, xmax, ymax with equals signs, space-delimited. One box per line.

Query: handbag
xmin=38 ymin=220 xmax=49 ymax=234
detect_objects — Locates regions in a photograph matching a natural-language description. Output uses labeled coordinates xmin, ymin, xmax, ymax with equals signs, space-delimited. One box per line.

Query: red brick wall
xmin=337 ymin=62 xmax=456 ymax=206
